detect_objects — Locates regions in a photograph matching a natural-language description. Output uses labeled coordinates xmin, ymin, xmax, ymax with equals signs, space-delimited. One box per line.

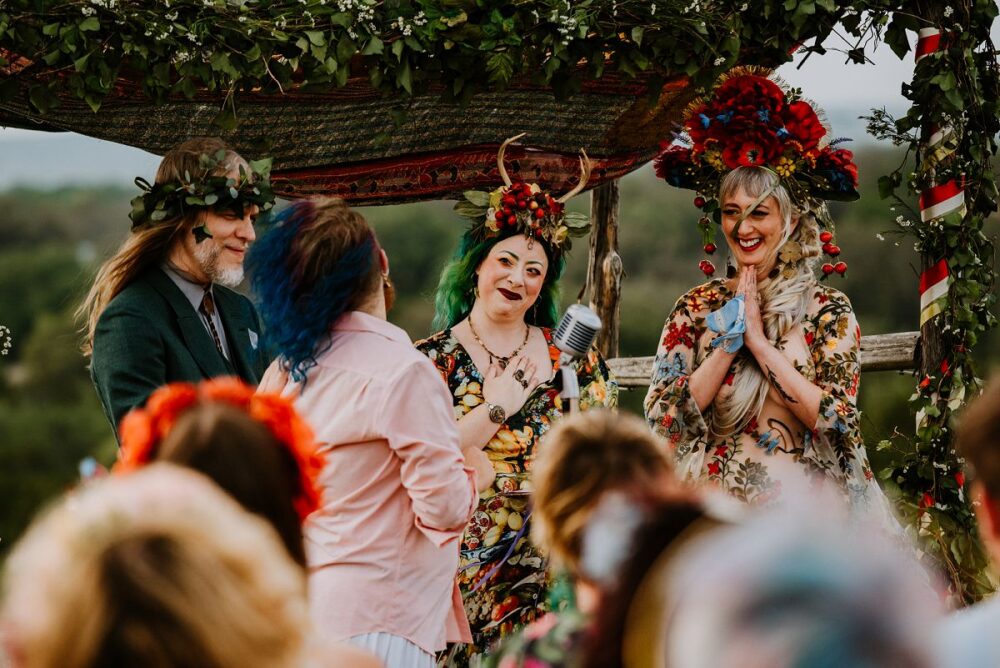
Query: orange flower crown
xmin=116 ymin=377 xmax=323 ymax=522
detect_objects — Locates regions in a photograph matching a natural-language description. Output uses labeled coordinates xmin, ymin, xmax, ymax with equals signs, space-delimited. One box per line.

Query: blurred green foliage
xmin=0 ymin=146 xmax=997 ymax=557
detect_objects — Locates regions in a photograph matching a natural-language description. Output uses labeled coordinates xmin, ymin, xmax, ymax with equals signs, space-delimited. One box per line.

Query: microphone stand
xmin=559 ymin=352 xmax=581 ymax=416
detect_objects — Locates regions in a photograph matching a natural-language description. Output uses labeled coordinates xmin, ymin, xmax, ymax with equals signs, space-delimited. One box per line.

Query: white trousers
xmin=348 ymin=632 xmax=435 ymax=668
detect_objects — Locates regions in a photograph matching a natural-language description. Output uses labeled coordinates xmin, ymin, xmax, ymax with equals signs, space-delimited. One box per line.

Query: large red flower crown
xmin=655 ymin=73 xmax=859 ymax=205
xmin=654 ymin=72 xmax=859 ymax=278
xmin=116 ymin=377 xmax=323 ymax=522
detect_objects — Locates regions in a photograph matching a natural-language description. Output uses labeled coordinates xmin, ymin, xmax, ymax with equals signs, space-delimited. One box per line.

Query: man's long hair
xmin=76 ymin=137 xmax=247 ymax=356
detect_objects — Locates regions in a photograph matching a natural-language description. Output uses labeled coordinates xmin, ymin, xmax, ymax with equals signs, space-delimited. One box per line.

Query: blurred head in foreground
xmin=116 ymin=377 xmax=324 ymax=567
xmin=1 ymin=464 xmax=309 ymax=668
xmin=531 ymin=409 xmax=678 ymax=585
xmin=662 ymin=503 xmax=940 ymax=668
xmin=956 ymin=379 xmax=1000 ymax=564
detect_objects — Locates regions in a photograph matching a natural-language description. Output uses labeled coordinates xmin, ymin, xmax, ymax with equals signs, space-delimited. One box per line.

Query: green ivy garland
xmin=862 ymin=0 xmax=999 ymax=603
xmin=0 ymin=1 xmax=851 ymax=127
xmin=1 ymin=0 xmax=998 ymax=600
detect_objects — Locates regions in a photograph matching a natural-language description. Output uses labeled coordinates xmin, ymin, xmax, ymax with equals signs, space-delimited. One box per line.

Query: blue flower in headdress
xmin=757 ymin=430 xmax=781 ymax=454
xmin=716 ymin=110 xmax=734 ymax=124
xmin=699 ymin=113 xmax=712 ymax=129
xmin=823 ymin=170 xmax=852 ymax=192
xmin=776 ymin=127 xmax=790 ymax=140
xmin=757 ymin=108 xmax=770 ymax=123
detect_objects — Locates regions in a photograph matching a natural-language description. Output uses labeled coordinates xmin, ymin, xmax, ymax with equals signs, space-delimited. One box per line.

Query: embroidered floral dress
xmin=644 ymin=278 xmax=887 ymax=511
xmin=417 ymin=328 xmax=617 ymax=667
xmin=483 ymin=611 xmax=589 ymax=668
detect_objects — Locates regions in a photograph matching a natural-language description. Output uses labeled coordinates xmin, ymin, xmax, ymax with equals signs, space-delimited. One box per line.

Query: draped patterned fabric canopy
xmin=0 ymin=67 xmax=695 ymax=204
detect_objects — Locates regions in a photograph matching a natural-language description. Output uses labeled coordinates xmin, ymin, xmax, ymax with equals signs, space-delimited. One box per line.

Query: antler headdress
xmin=454 ymin=134 xmax=593 ymax=253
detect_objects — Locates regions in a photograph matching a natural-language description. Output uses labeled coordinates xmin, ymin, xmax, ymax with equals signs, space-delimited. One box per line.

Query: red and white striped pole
xmin=915 ymin=27 xmax=958 ymax=330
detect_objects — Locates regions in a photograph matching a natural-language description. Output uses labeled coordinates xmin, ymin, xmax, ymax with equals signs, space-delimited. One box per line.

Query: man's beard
xmin=193 ymin=241 xmax=244 ymax=287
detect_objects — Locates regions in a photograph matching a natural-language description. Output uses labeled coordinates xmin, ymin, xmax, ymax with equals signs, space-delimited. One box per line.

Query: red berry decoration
xmin=821 ymin=263 xmax=834 ymax=275
xmin=699 ymin=260 xmax=715 ymax=276
xmin=704 ymin=243 xmax=716 ymax=254
xmin=534 ymin=208 xmax=546 ymax=219
xmin=494 ymin=211 xmax=505 ymax=222
xmin=819 ymin=231 xmax=833 ymax=243
xmin=517 ymin=200 xmax=527 ymax=209
xmin=834 ymin=261 xmax=848 ymax=275
xmin=507 ymin=214 xmax=517 ymax=226
xmin=821 ymin=243 xmax=833 ymax=255
xmin=694 ymin=196 xmax=706 ymax=208
xmin=827 ymin=245 xmax=841 ymax=257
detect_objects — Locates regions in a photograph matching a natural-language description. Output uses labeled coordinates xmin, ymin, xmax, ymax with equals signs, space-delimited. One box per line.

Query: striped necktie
xmin=199 ymin=290 xmax=227 ymax=359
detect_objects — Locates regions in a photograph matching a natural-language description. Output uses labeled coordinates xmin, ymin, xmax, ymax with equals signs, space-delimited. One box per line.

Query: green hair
xmin=431 ymin=229 xmax=566 ymax=332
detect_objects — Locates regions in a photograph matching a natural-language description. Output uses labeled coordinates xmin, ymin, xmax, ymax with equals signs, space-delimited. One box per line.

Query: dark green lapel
xmin=213 ymin=287 xmax=260 ymax=384
xmin=145 ymin=268 xmax=230 ymax=378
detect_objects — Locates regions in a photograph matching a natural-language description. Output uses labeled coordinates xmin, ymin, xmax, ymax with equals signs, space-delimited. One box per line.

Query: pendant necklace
xmin=468 ymin=316 xmax=530 ymax=370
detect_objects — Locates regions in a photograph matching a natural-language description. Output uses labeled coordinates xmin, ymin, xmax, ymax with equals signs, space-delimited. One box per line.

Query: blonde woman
xmin=645 ymin=74 xmax=890 ymax=515
xmin=0 ymin=465 xmax=379 ymax=668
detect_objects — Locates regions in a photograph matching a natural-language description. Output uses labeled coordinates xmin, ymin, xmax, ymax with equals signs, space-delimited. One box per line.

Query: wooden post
xmin=587 ymin=180 xmax=623 ymax=359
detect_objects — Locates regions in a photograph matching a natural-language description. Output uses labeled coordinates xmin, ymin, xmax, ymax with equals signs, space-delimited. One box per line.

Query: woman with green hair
xmin=417 ymin=137 xmax=618 ymax=665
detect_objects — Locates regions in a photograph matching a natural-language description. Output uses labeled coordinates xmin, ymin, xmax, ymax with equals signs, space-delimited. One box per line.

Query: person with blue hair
xmin=416 ymin=137 xmax=618 ymax=665
xmin=247 ymin=197 xmax=490 ymax=668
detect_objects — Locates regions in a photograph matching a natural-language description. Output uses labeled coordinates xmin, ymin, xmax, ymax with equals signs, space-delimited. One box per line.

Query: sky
xmin=0 ymin=30 xmax=930 ymax=190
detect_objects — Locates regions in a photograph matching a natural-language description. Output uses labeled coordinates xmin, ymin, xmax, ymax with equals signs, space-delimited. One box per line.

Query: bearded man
xmin=79 ymin=138 xmax=274 ymax=438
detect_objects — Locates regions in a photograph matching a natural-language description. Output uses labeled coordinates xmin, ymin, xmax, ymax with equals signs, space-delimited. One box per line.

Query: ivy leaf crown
xmin=129 ymin=149 xmax=276 ymax=229
xmin=453 ymin=134 xmax=592 ymax=254
xmin=654 ymin=69 xmax=860 ymax=213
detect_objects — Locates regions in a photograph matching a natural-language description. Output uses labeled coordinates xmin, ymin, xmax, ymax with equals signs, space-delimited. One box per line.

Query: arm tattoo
xmin=767 ymin=368 xmax=798 ymax=404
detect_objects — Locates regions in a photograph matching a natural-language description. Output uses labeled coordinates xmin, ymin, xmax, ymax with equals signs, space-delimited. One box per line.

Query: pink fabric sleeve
xmin=380 ymin=357 xmax=477 ymax=546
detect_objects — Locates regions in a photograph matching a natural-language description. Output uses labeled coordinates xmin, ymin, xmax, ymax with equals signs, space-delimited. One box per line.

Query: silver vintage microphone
xmin=553 ymin=304 xmax=602 ymax=414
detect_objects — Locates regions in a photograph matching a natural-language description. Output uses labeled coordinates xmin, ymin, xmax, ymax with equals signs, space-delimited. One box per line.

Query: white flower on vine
xmin=0 ymin=325 xmax=11 ymax=357
xmin=81 ymin=6 xmax=96 ymax=15
xmin=943 ymin=6 xmax=954 ymax=17
xmin=714 ymin=57 xmax=725 ymax=66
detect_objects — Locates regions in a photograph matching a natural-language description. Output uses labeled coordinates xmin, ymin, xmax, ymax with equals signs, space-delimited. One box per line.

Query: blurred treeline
xmin=0 ymin=145 xmax=997 ymax=555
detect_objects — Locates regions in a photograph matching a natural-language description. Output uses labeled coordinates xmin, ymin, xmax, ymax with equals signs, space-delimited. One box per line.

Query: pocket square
xmin=248 ymin=329 xmax=259 ymax=350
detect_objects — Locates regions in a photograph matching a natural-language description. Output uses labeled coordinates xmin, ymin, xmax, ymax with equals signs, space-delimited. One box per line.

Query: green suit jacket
xmin=91 ymin=267 xmax=270 ymax=438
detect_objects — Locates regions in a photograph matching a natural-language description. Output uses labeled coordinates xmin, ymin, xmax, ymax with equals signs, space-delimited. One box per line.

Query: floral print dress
xmin=643 ymin=278 xmax=889 ymax=512
xmin=417 ymin=328 xmax=617 ymax=667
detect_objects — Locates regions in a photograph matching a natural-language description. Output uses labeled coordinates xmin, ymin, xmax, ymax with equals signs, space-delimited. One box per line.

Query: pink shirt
xmin=291 ymin=311 xmax=476 ymax=654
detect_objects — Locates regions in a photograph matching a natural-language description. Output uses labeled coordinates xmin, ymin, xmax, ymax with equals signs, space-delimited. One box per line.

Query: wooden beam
xmin=587 ymin=180 xmax=623 ymax=359
xmin=608 ymin=331 xmax=920 ymax=389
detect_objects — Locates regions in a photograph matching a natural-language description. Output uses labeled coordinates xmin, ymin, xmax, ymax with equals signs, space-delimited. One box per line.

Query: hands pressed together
xmin=736 ymin=266 xmax=767 ymax=353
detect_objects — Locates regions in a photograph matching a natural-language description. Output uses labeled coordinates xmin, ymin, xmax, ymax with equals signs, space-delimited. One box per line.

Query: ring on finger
xmin=513 ymin=369 xmax=525 ymax=381
xmin=519 ymin=378 xmax=529 ymax=389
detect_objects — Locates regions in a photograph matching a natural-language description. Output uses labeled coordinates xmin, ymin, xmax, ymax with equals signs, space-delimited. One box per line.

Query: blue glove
xmin=706 ymin=294 xmax=746 ymax=353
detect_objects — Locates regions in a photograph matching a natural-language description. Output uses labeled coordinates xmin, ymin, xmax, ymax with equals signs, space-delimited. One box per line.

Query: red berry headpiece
xmin=453 ymin=134 xmax=592 ymax=254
